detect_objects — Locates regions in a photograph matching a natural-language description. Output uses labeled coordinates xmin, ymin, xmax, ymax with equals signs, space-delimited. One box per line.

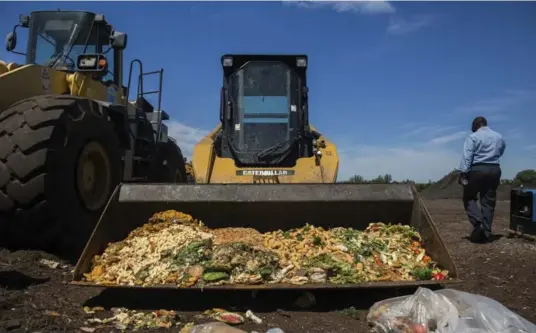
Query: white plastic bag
xmin=436 ymin=289 xmax=536 ymax=333
xmin=187 ymin=321 xmax=247 ymax=333
xmin=367 ymin=287 xmax=536 ymax=333
xmin=367 ymin=287 xmax=459 ymax=333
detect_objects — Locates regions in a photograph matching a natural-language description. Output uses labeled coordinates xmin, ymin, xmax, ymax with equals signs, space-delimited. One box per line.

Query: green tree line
xmin=343 ymin=169 xmax=536 ymax=191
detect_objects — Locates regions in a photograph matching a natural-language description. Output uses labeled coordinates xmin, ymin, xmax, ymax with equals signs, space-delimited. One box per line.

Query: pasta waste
xmin=83 ymin=210 xmax=449 ymax=286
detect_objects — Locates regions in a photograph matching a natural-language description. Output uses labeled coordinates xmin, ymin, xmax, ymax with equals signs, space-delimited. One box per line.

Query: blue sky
xmin=1 ymin=1 xmax=535 ymax=182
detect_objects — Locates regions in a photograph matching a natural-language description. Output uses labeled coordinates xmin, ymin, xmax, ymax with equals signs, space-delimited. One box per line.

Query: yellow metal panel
xmin=191 ymin=124 xmax=221 ymax=183
xmin=0 ymin=63 xmax=109 ymax=112
xmin=191 ymin=123 xmax=339 ymax=184
xmin=66 ymin=72 xmax=107 ymax=101
xmin=0 ymin=64 xmax=69 ymax=110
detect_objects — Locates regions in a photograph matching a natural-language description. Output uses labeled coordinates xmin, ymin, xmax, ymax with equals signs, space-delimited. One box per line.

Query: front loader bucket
xmin=73 ymin=183 xmax=459 ymax=289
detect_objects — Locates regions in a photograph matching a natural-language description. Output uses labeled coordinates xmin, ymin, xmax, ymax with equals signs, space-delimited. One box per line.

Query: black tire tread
xmin=0 ymin=96 xmax=77 ymax=215
xmin=0 ymin=95 xmax=121 ymax=258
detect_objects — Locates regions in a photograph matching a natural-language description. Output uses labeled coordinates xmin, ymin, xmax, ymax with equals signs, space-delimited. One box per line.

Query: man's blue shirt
xmin=458 ymin=127 xmax=506 ymax=173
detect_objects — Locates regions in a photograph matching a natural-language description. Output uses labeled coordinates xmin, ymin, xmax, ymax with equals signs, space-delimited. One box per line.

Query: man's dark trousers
xmin=462 ymin=164 xmax=502 ymax=241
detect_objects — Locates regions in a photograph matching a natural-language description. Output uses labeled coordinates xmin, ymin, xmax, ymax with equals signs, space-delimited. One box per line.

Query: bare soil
xmin=1 ymin=199 xmax=535 ymax=333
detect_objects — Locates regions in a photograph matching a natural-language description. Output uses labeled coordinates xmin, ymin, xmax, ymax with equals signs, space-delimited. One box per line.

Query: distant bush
xmin=341 ymin=169 xmax=530 ymax=192
xmin=345 ymin=174 xmax=392 ymax=184
xmin=343 ymin=174 xmax=435 ymax=190
xmin=342 ymin=168 xmax=536 ymax=188
xmin=513 ymin=169 xmax=536 ymax=186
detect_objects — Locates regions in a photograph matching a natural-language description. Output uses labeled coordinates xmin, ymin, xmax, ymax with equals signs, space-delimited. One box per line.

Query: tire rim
xmin=76 ymin=141 xmax=112 ymax=211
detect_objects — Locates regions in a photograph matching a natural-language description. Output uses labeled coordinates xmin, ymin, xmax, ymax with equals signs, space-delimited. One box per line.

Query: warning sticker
xmin=40 ymin=68 xmax=51 ymax=93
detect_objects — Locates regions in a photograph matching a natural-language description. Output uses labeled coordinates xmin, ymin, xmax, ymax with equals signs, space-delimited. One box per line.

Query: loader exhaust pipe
xmin=73 ymin=183 xmax=458 ymax=289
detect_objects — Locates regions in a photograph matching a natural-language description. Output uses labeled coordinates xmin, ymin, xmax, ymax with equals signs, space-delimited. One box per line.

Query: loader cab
xmin=6 ymin=11 xmax=127 ymax=88
xmin=217 ymin=54 xmax=315 ymax=167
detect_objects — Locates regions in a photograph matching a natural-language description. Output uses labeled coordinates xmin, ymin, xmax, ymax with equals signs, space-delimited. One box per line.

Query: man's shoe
xmin=469 ymin=226 xmax=487 ymax=243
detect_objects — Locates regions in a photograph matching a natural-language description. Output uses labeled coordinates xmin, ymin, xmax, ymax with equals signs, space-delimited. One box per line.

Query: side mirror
xmin=5 ymin=31 xmax=17 ymax=52
xmin=110 ymin=31 xmax=127 ymax=50
xmin=19 ymin=14 xmax=30 ymax=27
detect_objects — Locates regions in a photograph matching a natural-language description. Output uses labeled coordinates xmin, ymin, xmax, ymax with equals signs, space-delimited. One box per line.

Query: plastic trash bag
xmin=187 ymin=321 xmax=247 ymax=333
xmin=367 ymin=288 xmax=458 ymax=333
xmin=435 ymin=289 xmax=536 ymax=333
xmin=367 ymin=287 xmax=536 ymax=333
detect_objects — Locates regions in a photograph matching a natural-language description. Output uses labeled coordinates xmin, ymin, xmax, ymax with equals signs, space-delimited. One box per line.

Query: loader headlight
xmin=77 ymin=54 xmax=107 ymax=72
xmin=296 ymin=57 xmax=307 ymax=68
xmin=222 ymin=56 xmax=233 ymax=67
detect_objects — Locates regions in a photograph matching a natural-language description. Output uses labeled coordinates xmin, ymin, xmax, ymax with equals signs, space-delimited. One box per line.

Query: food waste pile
xmin=84 ymin=210 xmax=449 ymax=287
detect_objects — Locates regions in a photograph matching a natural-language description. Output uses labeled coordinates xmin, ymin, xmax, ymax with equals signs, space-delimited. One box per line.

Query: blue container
xmin=510 ymin=188 xmax=536 ymax=236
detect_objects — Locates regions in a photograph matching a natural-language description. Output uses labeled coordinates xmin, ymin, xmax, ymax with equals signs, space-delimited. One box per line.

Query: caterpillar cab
xmin=191 ymin=54 xmax=338 ymax=183
xmin=73 ymin=54 xmax=458 ymax=290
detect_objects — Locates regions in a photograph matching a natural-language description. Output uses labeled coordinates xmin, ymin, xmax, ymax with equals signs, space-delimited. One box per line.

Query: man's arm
xmin=499 ymin=137 xmax=506 ymax=157
xmin=458 ymin=136 xmax=476 ymax=173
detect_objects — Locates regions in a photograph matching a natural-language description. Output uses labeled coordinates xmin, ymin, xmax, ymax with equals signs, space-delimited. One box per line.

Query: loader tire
xmin=0 ymin=95 xmax=122 ymax=261
xmin=155 ymin=141 xmax=187 ymax=183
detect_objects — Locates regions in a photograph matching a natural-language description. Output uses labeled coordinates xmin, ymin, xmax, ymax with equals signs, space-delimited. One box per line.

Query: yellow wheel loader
xmin=0 ymin=11 xmax=187 ymax=259
xmin=73 ymin=54 xmax=458 ymax=289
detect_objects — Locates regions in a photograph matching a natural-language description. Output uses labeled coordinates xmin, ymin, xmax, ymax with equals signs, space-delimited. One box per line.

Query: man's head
xmin=471 ymin=116 xmax=487 ymax=132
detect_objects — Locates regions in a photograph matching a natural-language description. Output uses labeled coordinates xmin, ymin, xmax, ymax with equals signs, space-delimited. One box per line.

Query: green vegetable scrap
xmin=208 ymin=242 xmax=279 ymax=278
xmin=304 ymin=254 xmax=365 ymax=284
xmin=168 ymin=239 xmax=213 ymax=269
xmin=412 ymin=267 xmax=433 ymax=280
xmin=312 ymin=236 xmax=324 ymax=247
xmin=203 ymin=271 xmax=230 ymax=282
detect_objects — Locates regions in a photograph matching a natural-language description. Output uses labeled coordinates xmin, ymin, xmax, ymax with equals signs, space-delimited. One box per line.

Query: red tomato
xmin=432 ymin=273 xmax=445 ymax=280
xmin=411 ymin=323 xmax=427 ymax=333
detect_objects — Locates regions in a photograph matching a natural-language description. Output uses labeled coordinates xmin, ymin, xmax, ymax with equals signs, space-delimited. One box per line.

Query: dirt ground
xmin=1 ymin=199 xmax=535 ymax=333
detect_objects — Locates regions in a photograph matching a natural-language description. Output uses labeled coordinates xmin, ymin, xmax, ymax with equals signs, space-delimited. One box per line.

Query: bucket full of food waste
xmin=72 ymin=183 xmax=459 ymax=290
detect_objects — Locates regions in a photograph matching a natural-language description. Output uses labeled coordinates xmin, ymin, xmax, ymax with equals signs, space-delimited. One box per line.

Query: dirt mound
xmin=421 ymin=171 xmax=512 ymax=201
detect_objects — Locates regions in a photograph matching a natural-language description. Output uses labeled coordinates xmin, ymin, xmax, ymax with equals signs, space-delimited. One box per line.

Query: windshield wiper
xmin=255 ymin=135 xmax=300 ymax=161
xmin=49 ymin=23 xmax=78 ymax=68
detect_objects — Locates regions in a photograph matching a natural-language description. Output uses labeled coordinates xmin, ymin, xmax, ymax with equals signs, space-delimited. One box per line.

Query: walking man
xmin=458 ymin=116 xmax=506 ymax=243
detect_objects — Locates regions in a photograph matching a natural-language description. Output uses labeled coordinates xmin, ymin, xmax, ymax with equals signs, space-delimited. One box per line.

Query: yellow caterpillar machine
xmin=73 ymin=54 xmax=458 ymax=289
xmin=0 ymin=11 xmax=187 ymax=258
xmin=189 ymin=55 xmax=338 ymax=184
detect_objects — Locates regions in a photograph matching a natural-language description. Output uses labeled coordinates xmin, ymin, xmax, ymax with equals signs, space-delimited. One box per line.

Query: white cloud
xmin=455 ymin=90 xmax=536 ymax=115
xmin=166 ymin=121 xmax=531 ymax=183
xmin=166 ymin=121 xmax=460 ymax=182
xmin=400 ymin=125 xmax=468 ymax=146
xmin=166 ymin=120 xmax=209 ymax=158
xmin=428 ymin=131 xmax=467 ymax=145
xmin=285 ymin=0 xmax=395 ymax=15
xmin=387 ymin=15 xmax=434 ymax=35
xmin=402 ymin=125 xmax=458 ymax=139
xmin=285 ymin=1 xmax=437 ymax=35
xmin=504 ymin=128 xmax=524 ymax=141
xmin=337 ymin=142 xmax=534 ymax=183
xmin=486 ymin=113 xmax=508 ymax=122
xmin=332 ymin=1 xmax=395 ymax=14
xmin=338 ymin=144 xmax=459 ymax=182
